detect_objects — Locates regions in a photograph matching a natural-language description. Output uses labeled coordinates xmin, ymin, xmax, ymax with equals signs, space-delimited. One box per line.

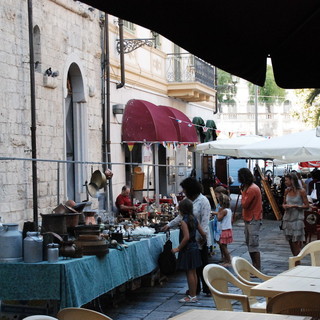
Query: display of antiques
xmin=0 ymin=183 xmax=179 ymax=264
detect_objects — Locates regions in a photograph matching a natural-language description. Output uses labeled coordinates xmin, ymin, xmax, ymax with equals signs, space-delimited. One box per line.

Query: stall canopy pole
xmin=27 ymin=0 xmax=38 ymax=228
xmin=154 ymin=144 xmax=160 ymax=206
xmin=102 ymin=12 xmax=113 ymax=212
xmin=147 ymin=164 xmax=150 ymax=200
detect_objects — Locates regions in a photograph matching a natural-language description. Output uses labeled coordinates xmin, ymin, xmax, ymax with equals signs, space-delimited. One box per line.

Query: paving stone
xmin=141 ymin=287 xmax=180 ymax=293
xmin=154 ymin=299 xmax=183 ymax=312
xmin=127 ymin=295 xmax=170 ymax=303
xmin=143 ymin=311 xmax=174 ymax=320
xmin=130 ymin=302 xmax=162 ymax=310
xmin=115 ymin=309 xmax=150 ymax=316
xmin=114 ymin=315 xmax=145 ymax=320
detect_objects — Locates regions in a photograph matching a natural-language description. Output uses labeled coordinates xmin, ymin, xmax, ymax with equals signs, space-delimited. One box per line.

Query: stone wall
xmin=0 ymin=0 xmax=103 ymax=225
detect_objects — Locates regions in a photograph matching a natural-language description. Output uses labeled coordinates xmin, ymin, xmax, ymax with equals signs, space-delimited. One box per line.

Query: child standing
xmin=172 ymin=198 xmax=206 ymax=303
xmin=210 ymin=186 xmax=229 ymax=260
xmin=217 ymin=193 xmax=233 ymax=267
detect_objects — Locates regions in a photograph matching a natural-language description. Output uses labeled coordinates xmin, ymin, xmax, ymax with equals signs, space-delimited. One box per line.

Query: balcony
xmin=166 ymin=54 xmax=216 ymax=102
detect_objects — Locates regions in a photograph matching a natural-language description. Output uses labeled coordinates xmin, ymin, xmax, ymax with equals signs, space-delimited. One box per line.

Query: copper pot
xmin=73 ymin=225 xmax=100 ymax=237
xmin=60 ymin=240 xmax=76 ymax=258
xmin=105 ymin=169 xmax=113 ymax=180
xmin=65 ymin=213 xmax=81 ymax=228
xmin=83 ymin=211 xmax=96 ymax=225
xmin=41 ymin=213 xmax=67 ymax=235
xmin=74 ymin=236 xmax=109 ymax=256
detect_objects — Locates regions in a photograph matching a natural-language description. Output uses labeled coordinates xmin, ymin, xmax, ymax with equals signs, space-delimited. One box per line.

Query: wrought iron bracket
xmin=116 ymin=38 xmax=156 ymax=54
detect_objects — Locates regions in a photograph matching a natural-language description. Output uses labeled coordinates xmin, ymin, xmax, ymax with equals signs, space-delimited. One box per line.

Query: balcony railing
xmin=166 ymin=53 xmax=215 ymax=89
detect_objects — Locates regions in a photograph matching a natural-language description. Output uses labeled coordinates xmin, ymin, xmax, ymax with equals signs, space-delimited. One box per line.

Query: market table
xmin=0 ymin=230 xmax=179 ymax=308
xmin=169 ymin=309 xmax=311 ymax=319
xmin=251 ymin=265 xmax=320 ymax=299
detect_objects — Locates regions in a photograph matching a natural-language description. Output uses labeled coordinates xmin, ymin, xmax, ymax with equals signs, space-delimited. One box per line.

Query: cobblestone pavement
xmin=103 ymin=218 xmax=294 ymax=320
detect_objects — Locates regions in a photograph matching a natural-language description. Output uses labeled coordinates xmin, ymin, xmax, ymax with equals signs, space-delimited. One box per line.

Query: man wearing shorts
xmin=238 ymin=168 xmax=263 ymax=270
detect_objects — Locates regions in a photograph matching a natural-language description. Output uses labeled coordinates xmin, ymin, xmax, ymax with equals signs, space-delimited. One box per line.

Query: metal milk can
xmin=24 ymin=231 xmax=43 ymax=263
xmin=0 ymin=223 xmax=23 ymax=263
xmin=47 ymin=243 xmax=59 ymax=263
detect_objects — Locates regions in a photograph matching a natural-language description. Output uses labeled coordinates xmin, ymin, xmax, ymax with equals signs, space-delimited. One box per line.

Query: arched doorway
xmin=65 ymin=63 xmax=87 ymax=202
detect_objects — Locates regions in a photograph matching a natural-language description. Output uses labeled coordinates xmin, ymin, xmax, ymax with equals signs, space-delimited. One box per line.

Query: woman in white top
xmin=217 ymin=193 xmax=233 ymax=267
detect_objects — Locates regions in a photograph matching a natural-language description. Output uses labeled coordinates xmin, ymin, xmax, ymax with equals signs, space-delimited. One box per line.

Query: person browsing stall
xmin=210 ymin=186 xmax=229 ymax=261
xmin=162 ymin=177 xmax=211 ymax=296
xmin=216 ymin=193 xmax=233 ymax=267
xmin=115 ymin=186 xmax=138 ymax=218
xmin=238 ymin=167 xmax=262 ymax=270
xmin=172 ymin=198 xmax=206 ymax=303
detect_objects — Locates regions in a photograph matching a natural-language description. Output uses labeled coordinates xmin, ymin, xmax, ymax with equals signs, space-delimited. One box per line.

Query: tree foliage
xmin=248 ymin=65 xmax=286 ymax=108
xmin=217 ymin=66 xmax=286 ymax=109
xmin=292 ymin=89 xmax=320 ymax=127
xmin=216 ymin=69 xmax=237 ymax=105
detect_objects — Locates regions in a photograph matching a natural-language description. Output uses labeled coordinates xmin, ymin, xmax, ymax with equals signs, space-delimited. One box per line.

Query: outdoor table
xmin=169 ymin=309 xmax=311 ymax=320
xmin=251 ymin=265 xmax=320 ymax=299
xmin=0 ymin=229 xmax=179 ymax=309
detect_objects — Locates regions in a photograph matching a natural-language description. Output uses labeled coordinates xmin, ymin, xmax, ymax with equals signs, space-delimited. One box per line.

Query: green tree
xmin=248 ymin=65 xmax=286 ymax=111
xmin=292 ymin=88 xmax=320 ymax=127
xmin=216 ymin=69 xmax=237 ymax=105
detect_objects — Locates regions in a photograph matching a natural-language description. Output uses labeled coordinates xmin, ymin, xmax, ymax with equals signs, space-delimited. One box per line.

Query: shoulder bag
xmin=311 ymin=183 xmax=318 ymax=200
xmin=158 ymin=231 xmax=176 ymax=275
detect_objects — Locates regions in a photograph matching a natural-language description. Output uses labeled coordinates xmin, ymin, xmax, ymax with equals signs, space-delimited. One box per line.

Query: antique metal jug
xmin=0 ymin=223 xmax=23 ymax=263
xmin=24 ymin=231 xmax=43 ymax=263
xmin=47 ymin=243 xmax=60 ymax=263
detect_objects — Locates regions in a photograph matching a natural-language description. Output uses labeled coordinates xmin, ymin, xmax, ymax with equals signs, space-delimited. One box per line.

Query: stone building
xmin=0 ymin=0 xmax=306 ymax=226
xmin=0 ymin=0 xmax=217 ymax=225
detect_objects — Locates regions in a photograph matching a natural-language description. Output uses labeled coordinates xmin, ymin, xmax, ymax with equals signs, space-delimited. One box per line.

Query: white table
xmin=169 ymin=309 xmax=311 ymax=320
xmin=251 ymin=265 xmax=320 ymax=298
xmin=280 ymin=265 xmax=320 ymax=278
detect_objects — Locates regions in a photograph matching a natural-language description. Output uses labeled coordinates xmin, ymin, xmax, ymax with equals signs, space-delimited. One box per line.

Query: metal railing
xmin=0 ymin=156 xmax=192 ymax=224
xmin=166 ymin=53 xmax=215 ymax=88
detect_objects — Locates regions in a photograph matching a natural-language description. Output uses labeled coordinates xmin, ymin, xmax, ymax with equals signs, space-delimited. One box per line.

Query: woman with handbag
xmin=282 ymin=172 xmax=309 ymax=256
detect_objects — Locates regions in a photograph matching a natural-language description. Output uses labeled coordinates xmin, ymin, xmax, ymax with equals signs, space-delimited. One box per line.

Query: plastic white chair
xmin=203 ymin=264 xmax=266 ymax=312
xmin=231 ymin=256 xmax=273 ymax=286
xmin=22 ymin=316 xmax=59 ymax=320
xmin=57 ymin=307 xmax=112 ymax=320
xmin=288 ymin=240 xmax=320 ymax=268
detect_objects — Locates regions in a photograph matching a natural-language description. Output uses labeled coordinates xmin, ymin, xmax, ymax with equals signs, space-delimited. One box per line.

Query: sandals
xmin=179 ymin=295 xmax=198 ymax=303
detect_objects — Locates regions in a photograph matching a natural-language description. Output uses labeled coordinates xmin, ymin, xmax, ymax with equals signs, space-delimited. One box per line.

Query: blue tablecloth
xmin=0 ymin=230 xmax=179 ymax=308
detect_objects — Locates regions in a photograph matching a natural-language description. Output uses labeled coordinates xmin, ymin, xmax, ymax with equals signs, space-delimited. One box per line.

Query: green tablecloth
xmin=0 ymin=230 xmax=179 ymax=308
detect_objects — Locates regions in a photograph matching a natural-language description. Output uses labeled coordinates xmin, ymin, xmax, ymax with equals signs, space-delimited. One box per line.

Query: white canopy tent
xmin=237 ymin=128 xmax=320 ymax=163
xmin=195 ymin=135 xmax=267 ymax=158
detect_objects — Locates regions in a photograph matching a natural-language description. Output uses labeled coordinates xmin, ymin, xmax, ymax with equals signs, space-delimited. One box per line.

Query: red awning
xmin=122 ymin=99 xmax=197 ymax=143
xmin=159 ymin=105 xmax=198 ymax=143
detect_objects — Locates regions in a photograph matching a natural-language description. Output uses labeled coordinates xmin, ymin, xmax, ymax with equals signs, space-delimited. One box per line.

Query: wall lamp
xmin=113 ymin=104 xmax=125 ymax=115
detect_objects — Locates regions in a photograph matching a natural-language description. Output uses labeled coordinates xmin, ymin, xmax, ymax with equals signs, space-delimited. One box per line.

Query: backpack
xmin=158 ymin=231 xmax=176 ymax=275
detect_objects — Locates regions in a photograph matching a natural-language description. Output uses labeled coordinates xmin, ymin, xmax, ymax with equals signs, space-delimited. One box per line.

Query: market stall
xmin=0 ymin=230 xmax=179 ymax=309
xmin=195 ymin=135 xmax=267 ymax=157
xmin=237 ymin=128 xmax=320 ymax=163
